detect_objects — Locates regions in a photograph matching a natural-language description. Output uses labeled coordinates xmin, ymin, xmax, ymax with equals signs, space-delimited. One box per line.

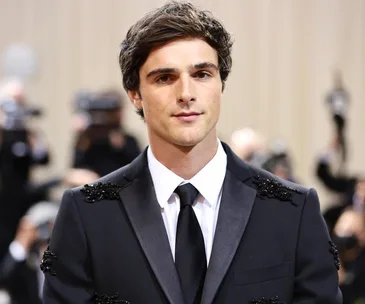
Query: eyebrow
xmin=145 ymin=62 xmax=219 ymax=78
xmin=146 ymin=68 xmax=178 ymax=78
xmin=193 ymin=62 xmax=219 ymax=71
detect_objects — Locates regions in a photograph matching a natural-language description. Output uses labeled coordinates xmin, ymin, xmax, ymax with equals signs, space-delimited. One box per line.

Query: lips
xmin=173 ymin=112 xmax=201 ymax=122
xmin=175 ymin=112 xmax=200 ymax=117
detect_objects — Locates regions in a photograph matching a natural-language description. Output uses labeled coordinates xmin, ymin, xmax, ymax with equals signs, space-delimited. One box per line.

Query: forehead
xmin=140 ymin=38 xmax=218 ymax=73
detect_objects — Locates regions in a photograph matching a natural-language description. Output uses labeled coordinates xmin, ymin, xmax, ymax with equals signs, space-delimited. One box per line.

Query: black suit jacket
xmin=43 ymin=143 xmax=342 ymax=304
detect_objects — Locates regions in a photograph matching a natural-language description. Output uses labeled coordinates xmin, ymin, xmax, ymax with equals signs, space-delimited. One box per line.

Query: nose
xmin=176 ymin=75 xmax=196 ymax=104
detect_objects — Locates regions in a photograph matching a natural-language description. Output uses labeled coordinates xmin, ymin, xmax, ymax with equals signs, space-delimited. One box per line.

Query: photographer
xmin=0 ymin=80 xmax=49 ymax=187
xmin=0 ymin=202 xmax=59 ymax=304
xmin=333 ymin=206 xmax=365 ymax=303
xmin=71 ymin=88 xmax=141 ymax=178
xmin=262 ymin=140 xmax=299 ymax=183
xmin=316 ymin=135 xmax=359 ymax=234
xmin=0 ymin=80 xmax=50 ymax=261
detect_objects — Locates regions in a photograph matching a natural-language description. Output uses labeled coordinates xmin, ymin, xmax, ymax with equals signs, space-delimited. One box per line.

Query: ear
xmin=127 ymin=90 xmax=142 ymax=110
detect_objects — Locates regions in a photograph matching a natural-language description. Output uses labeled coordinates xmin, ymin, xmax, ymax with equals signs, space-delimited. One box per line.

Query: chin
xmin=172 ymin=135 xmax=203 ymax=147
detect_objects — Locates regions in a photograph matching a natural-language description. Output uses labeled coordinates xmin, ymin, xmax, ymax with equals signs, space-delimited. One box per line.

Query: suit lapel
xmin=201 ymin=144 xmax=257 ymax=304
xmin=117 ymin=144 xmax=256 ymax=304
xmin=118 ymin=152 xmax=184 ymax=304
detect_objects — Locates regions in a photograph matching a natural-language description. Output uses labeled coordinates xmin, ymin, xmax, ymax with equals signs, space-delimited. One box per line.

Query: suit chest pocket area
xmin=234 ymin=262 xmax=292 ymax=286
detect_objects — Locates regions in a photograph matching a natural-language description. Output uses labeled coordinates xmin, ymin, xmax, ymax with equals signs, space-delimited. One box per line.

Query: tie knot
xmin=175 ymin=183 xmax=199 ymax=208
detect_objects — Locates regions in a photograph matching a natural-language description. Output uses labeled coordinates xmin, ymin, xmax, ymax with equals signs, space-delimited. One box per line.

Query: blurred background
xmin=0 ymin=0 xmax=364 ymax=303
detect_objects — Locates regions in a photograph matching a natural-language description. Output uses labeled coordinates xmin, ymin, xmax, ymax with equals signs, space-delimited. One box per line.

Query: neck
xmin=149 ymin=133 xmax=218 ymax=180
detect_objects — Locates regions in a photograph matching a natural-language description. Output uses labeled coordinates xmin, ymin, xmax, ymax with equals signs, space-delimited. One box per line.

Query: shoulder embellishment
xmin=81 ymin=182 xmax=122 ymax=203
xmin=253 ymin=175 xmax=302 ymax=205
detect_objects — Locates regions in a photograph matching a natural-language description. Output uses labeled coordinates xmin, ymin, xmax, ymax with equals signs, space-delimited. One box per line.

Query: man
xmin=334 ymin=208 xmax=365 ymax=304
xmin=0 ymin=79 xmax=50 ymax=262
xmin=230 ymin=127 xmax=268 ymax=168
xmin=0 ymin=217 xmax=41 ymax=304
xmin=0 ymin=202 xmax=58 ymax=304
xmin=42 ymin=2 xmax=342 ymax=303
xmin=71 ymin=89 xmax=141 ymax=177
xmin=316 ymin=136 xmax=358 ymax=234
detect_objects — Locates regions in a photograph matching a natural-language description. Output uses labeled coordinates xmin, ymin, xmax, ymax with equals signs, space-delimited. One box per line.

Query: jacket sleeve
xmin=0 ymin=251 xmax=22 ymax=284
xmin=42 ymin=189 xmax=94 ymax=304
xmin=316 ymin=160 xmax=353 ymax=193
xmin=293 ymin=188 xmax=343 ymax=303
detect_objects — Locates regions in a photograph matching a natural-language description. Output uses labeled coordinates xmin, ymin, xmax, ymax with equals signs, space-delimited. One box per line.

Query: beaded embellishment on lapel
xmin=81 ymin=182 xmax=122 ymax=203
xmin=250 ymin=295 xmax=284 ymax=304
xmin=253 ymin=175 xmax=302 ymax=205
xmin=94 ymin=292 xmax=129 ymax=304
xmin=40 ymin=246 xmax=57 ymax=276
xmin=329 ymin=241 xmax=341 ymax=270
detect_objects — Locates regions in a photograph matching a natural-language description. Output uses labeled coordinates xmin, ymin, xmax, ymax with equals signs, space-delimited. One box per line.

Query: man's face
xmin=128 ymin=38 xmax=222 ymax=148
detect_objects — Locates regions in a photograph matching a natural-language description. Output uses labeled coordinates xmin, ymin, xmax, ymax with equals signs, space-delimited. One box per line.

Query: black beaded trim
xmin=40 ymin=246 xmax=57 ymax=276
xmin=94 ymin=292 xmax=128 ymax=304
xmin=329 ymin=241 xmax=341 ymax=270
xmin=253 ymin=175 xmax=302 ymax=204
xmin=81 ymin=182 xmax=122 ymax=203
xmin=250 ymin=295 xmax=284 ymax=304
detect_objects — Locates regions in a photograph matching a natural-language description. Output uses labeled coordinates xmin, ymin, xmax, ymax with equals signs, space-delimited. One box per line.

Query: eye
xmin=156 ymin=74 xmax=172 ymax=83
xmin=194 ymin=71 xmax=211 ymax=79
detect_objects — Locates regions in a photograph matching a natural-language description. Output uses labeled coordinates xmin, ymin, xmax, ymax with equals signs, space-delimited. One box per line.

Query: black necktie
xmin=175 ymin=183 xmax=207 ymax=304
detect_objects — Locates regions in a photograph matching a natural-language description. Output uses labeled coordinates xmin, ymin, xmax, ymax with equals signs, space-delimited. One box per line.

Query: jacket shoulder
xmin=223 ymin=141 xmax=308 ymax=196
xmin=254 ymin=165 xmax=307 ymax=190
xmin=245 ymin=164 xmax=310 ymax=205
xmin=67 ymin=164 xmax=132 ymax=202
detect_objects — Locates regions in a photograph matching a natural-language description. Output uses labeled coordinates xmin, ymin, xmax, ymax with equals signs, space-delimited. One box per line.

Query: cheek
xmin=142 ymin=97 xmax=166 ymax=122
xmin=209 ymin=91 xmax=222 ymax=111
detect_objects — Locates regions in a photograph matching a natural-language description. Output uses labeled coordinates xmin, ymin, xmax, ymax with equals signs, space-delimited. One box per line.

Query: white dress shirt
xmin=147 ymin=140 xmax=227 ymax=264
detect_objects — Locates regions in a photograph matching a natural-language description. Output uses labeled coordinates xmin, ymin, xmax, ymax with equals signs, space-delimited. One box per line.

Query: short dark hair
xmin=119 ymin=1 xmax=233 ymax=118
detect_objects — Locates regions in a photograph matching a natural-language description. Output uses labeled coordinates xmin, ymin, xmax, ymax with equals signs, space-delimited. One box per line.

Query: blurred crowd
xmin=0 ymin=71 xmax=363 ymax=304
xmin=0 ymin=79 xmax=141 ymax=303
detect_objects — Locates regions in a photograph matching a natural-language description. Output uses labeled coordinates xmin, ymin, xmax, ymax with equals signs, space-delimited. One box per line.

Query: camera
xmin=0 ymin=98 xmax=42 ymax=131
xmin=74 ymin=90 xmax=122 ymax=128
xmin=0 ymin=98 xmax=44 ymax=189
xmin=25 ymin=201 xmax=59 ymax=244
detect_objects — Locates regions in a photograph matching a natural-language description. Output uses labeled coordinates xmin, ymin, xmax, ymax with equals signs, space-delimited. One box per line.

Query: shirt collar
xmin=147 ymin=147 xmax=184 ymax=208
xmin=147 ymin=140 xmax=227 ymax=208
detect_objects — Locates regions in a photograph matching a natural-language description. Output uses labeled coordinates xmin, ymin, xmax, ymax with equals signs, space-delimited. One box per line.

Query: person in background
xmin=0 ymin=202 xmax=59 ymax=304
xmin=230 ymin=127 xmax=267 ymax=168
xmin=71 ymin=88 xmax=141 ymax=177
xmin=316 ymin=135 xmax=360 ymax=234
xmin=261 ymin=139 xmax=298 ymax=183
xmin=333 ymin=206 xmax=365 ymax=303
xmin=0 ymin=79 xmax=50 ymax=262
